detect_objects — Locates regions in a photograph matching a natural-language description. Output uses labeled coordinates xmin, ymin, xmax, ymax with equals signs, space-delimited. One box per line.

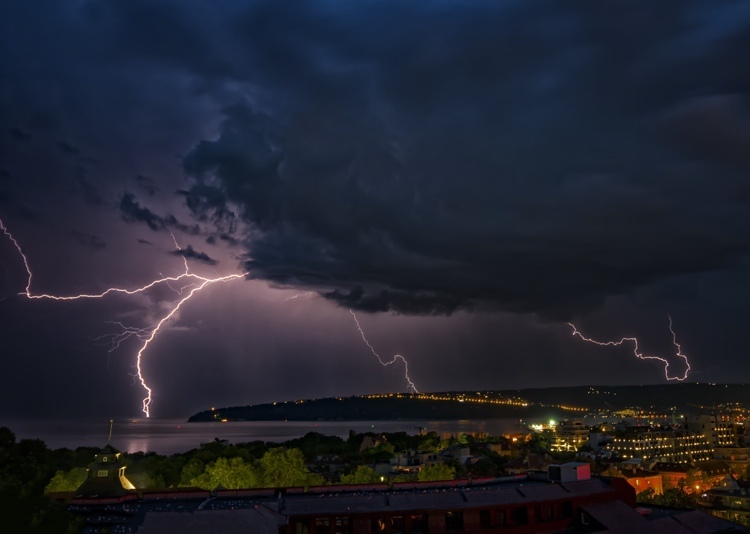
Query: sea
xmin=1 ymin=418 xmax=523 ymax=455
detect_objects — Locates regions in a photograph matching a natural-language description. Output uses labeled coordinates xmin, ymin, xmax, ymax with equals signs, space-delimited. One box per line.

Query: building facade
xmin=550 ymin=420 xmax=589 ymax=453
xmin=607 ymin=429 xmax=712 ymax=463
xmin=687 ymin=415 xmax=738 ymax=447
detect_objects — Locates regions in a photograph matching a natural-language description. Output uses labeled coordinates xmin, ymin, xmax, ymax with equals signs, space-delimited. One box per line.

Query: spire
xmin=107 ymin=419 xmax=114 ymax=445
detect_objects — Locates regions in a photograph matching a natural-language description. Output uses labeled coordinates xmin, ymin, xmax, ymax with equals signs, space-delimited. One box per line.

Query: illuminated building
xmin=601 ymin=463 xmax=664 ymax=496
xmin=699 ymin=474 xmax=750 ymax=528
xmin=550 ymin=419 xmax=590 ymax=453
xmin=650 ymin=463 xmax=691 ymax=490
xmin=696 ymin=460 xmax=735 ymax=492
xmin=75 ymin=421 xmax=136 ymax=498
xmin=606 ymin=429 xmax=712 ymax=463
xmin=75 ymin=444 xmax=136 ymax=498
xmin=687 ymin=414 xmax=738 ymax=447
xmin=713 ymin=446 xmax=750 ymax=481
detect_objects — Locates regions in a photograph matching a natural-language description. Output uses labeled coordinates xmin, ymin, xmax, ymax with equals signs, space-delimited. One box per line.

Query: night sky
xmin=2 ymin=1 xmax=750 ymax=419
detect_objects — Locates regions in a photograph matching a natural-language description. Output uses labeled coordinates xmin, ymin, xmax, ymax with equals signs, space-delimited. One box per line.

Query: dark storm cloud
xmin=72 ymin=177 xmax=104 ymax=206
xmin=70 ymin=231 xmax=106 ymax=251
xmin=205 ymin=232 xmax=239 ymax=247
xmin=661 ymin=95 xmax=750 ymax=170
xmin=135 ymin=175 xmax=159 ymax=196
xmin=119 ymin=192 xmax=163 ymax=231
xmin=171 ymin=244 xmax=218 ymax=266
xmin=6 ymin=0 xmax=750 ymax=322
xmin=0 ymin=191 xmax=37 ymax=222
xmin=57 ymin=140 xmax=80 ymax=156
xmin=324 ymin=286 xmax=466 ymax=316
xmin=177 ymin=185 xmax=237 ymax=237
xmin=119 ymin=192 xmax=200 ymax=235
xmin=8 ymin=127 xmax=31 ymax=141
xmin=161 ymin=0 xmax=750 ymax=318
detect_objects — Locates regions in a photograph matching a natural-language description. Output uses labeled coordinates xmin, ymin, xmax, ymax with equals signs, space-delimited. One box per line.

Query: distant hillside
xmin=189 ymin=397 xmax=537 ymax=422
xmin=188 ymin=383 xmax=749 ymax=422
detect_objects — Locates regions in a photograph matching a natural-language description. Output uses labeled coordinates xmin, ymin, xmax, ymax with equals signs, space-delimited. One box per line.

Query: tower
xmin=75 ymin=420 xmax=136 ymax=497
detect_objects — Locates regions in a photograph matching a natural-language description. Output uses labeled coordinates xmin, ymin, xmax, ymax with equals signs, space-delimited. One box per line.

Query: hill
xmin=188 ymin=383 xmax=749 ymax=422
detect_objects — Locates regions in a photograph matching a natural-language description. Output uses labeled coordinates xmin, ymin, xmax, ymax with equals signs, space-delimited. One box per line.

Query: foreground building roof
xmin=64 ymin=475 xmax=745 ymax=533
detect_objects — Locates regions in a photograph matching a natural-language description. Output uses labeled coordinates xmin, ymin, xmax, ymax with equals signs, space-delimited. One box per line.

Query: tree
xmin=179 ymin=458 xmax=206 ymax=486
xmin=418 ymin=432 xmax=441 ymax=452
xmin=259 ymin=448 xmax=325 ymax=488
xmin=468 ymin=457 xmax=498 ymax=478
xmin=190 ymin=457 xmax=260 ymax=490
xmin=127 ymin=472 xmax=166 ymax=489
xmin=285 ymin=432 xmax=347 ymax=460
xmin=44 ymin=468 xmax=87 ymax=493
xmin=365 ymin=441 xmax=395 ymax=463
xmin=637 ymin=486 xmax=697 ymax=509
xmin=418 ymin=463 xmax=456 ymax=482
xmin=340 ymin=466 xmax=380 ymax=485
xmin=0 ymin=429 xmax=83 ymax=532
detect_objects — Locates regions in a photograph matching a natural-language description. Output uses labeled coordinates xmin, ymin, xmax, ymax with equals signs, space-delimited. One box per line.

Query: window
xmin=562 ymin=501 xmax=574 ymax=518
xmin=495 ymin=509 xmax=507 ymax=526
xmin=535 ymin=504 xmax=554 ymax=522
xmin=101 ymin=456 xmax=108 ymax=462
xmin=314 ymin=518 xmax=329 ymax=534
xmin=479 ymin=510 xmax=491 ymax=529
xmin=446 ymin=511 xmax=463 ymax=531
xmin=391 ymin=516 xmax=405 ymax=534
xmin=511 ymin=507 xmax=528 ymax=525
xmin=97 ymin=470 xmax=108 ymax=478
xmin=334 ymin=517 xmax=351 ymax=534
xmin=410 ymin=514 xmax=427 ymax=534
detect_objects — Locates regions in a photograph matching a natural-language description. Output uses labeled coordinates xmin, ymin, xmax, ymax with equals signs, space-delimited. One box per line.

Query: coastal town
xmin=2 ymin=389 xmax=744 ymax=532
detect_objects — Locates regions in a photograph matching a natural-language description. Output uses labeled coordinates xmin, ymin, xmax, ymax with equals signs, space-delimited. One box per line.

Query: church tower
xmin=75 ymin=420 xmax=136 ymax=497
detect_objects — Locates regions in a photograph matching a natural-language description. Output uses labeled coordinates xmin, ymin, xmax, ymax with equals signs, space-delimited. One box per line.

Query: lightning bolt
xmin=133 ymin=271 xmax=243 ymax=416
xmin=568 ymin=316 xmax=691 ymax=381
xmin=349 ymin=310 xmax=419 ymax=393
xmin=1 ymin=217 xmax=245 ymax=417
xmin=91 ymin=321 xmax=154 ymax=369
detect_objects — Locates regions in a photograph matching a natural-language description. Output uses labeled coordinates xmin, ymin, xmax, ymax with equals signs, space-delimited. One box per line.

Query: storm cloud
xmin=119 ymin=192 xmax=200 ymax=235
xmin=3 ymin=0 xmax=748 ymax=320
xmin=164 ymin=0 xmax=750 ymax=318
xmin=171 ymin=244 xmax=219 ymax=266
xmin=4 ymin=0 xmax=750 ymax=420
xmin=70 ymin=231 xmax=107 ymax=251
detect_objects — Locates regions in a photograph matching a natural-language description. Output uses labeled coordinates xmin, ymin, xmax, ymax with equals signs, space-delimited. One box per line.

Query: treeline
xmin=0 ymin=427 xmax=86 ymax=533
xmin=1 ymin=425 xmax=517 ymax=531
xmin=47 ymin=429 xmax=464 ymax=492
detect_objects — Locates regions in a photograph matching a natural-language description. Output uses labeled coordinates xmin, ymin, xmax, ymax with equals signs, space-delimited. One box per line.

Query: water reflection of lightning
xmin=350 ymin=310 xmax=419 ymax=393
xmin=1 ymin=217 xmax=244 ymax=417
xmin=568 ymin=316 xmax=691 ymax=381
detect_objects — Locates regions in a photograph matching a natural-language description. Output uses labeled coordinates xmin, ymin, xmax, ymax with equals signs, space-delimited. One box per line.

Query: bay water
xmin=2 ymin=418 xmax=522 ymax=455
